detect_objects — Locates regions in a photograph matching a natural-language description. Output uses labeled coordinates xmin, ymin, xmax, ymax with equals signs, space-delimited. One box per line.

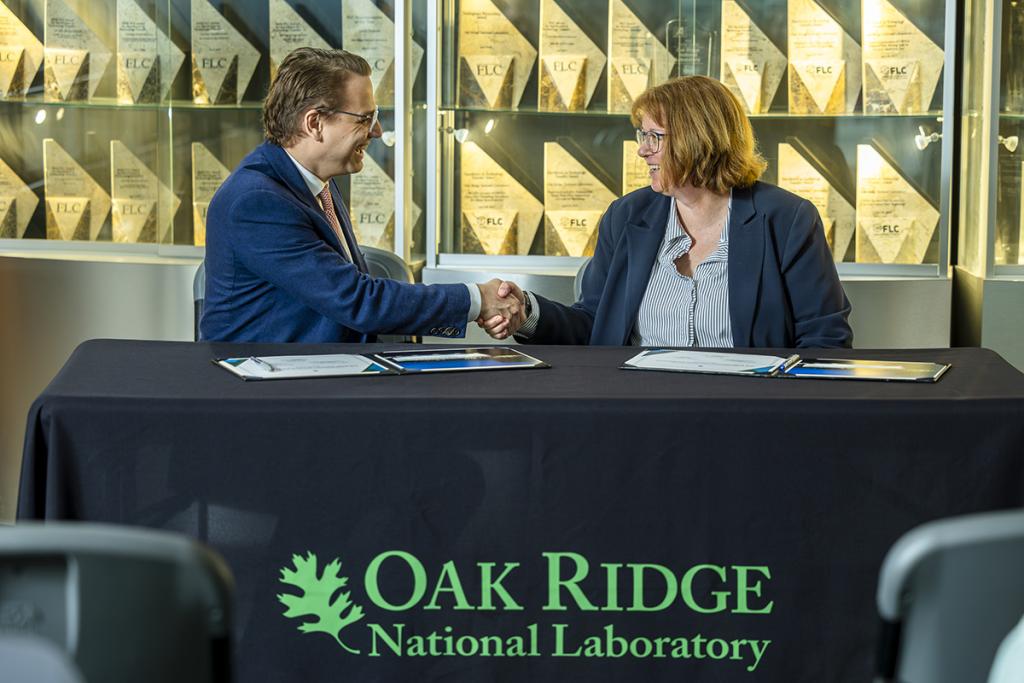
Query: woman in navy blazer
xmin=485 ymin=76 xmax=853 ymax=349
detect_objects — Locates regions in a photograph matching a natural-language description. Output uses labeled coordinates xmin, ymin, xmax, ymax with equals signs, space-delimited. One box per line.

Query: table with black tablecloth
xmin=17 ymin=340 xmax=1024 ymax=682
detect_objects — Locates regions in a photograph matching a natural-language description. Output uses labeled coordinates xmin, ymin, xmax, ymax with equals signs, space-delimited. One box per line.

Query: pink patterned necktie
xmin=317 ymin=185 xmax=351 ymax=260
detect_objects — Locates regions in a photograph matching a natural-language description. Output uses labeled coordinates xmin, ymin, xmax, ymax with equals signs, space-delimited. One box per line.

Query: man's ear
xmin=301 ymin=109 xmax=323 ymax=143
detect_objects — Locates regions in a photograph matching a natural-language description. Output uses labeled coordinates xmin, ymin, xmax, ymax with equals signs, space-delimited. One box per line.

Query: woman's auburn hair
xmin=631 ymin=76 xmax=767 ymax=194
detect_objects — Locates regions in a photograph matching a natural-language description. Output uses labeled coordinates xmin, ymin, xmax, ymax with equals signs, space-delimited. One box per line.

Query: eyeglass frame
xmin=320 ymin=105 xmax=380 ymax=132
xmin=635 ymin=128 xmax=667 ymax=153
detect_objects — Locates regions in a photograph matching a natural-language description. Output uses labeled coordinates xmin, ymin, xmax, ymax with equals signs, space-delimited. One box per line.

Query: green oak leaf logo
xmin=277 ymin=551 xmax=365 ymax=654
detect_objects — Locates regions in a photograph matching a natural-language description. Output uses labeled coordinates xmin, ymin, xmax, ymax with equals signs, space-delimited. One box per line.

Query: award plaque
xmin=777 ymin=140 xmax=855 ymax=261
xmin=116 ymin=0 xmax=185 ymax=104
xmin=855 ymin=142 xmax=939 ymax=264
xmin=190 ymin=0 xmax=260 ymax=105
xmin=457 ymin=0 xmax=536 ymax=109
xmin=269 ymin=0 xmax=330 ymax=82
xmin=787 ymin=0 xmax=860 ymax=114
xmin=460 ymin=141 xmax=543 ymax=255
xmin=720 ymin=0 xmax=786 ymax=115
xmin=621 ymin=140 xmax=649 ymax=195
xmin=43 ymin=138 xmax=110 ymax=241
xmin=110 ymin=140 xmax=180 ymax=244
xmin=0 ymin=157 xmax=38 ymax=238
xmin=862 ymin=0 xmax=943 ymax=114
xmin=538 ymin=0 xmax=605 ymax=112
xmin=44 ymin=0 xmax=112 ymax=102
xmin=191 ymin=142 xmax=229 ymax=247
xmin=544 ymin=141 xmax=617 ymax=256
xmin=349 ymin=154 xmax=420 ymax=251
xmin=0 ymin=1 xmax=43 ymax=98
xmin=343 ymin=0 xmax=423 ymax=107
xmin=607 ymin=0 xmax=672 ymax=114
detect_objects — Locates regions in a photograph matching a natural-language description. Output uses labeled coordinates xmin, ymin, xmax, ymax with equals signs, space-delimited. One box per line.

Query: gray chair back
xmin=361 ymin=246 xmax=418 ymax=343
xmin=193 ymin=260 xmax=206 ymax=341
xmin=875 ymin=509 xmax=1024 ymax=683
xmin=0 ymin=522 xmax=234 ymax=683
xmin=573 ymin=256 xmax=592 ymax=302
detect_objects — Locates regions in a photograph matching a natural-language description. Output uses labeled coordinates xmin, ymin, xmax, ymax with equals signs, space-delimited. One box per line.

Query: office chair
xmin=874 ymin=509 xmax=1024 ymax=683
xmin=362 ymin=246 xmax=420 ymax=343
xmin=193 ymin=259 xmax=206 ymax=341
xmin=573 ymin=256 xmax=592 ymax=302
xmin=0 ymin=522 xmax=234 ymax=683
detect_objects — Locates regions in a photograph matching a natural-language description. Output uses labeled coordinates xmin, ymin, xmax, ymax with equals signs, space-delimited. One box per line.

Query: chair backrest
xmin=0 ymin=634 xmax=85 ymax=683
xmin=361 ymin=246 xmax=417 ymax=343
xmin=875 ymin=509 xmax=1024 ymax=683
xmin=573 ymin=256 xmax=592 ymax=302
xmin=0 ymin=522 xmax=234 ymax=683
xmin=193 ymin=260 xmax=206 ymax=341
xmin=361 ymin=246 xmax=414 ymax=283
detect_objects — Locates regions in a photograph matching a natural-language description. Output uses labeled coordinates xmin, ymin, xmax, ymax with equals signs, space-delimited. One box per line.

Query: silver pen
xmin=248 ymin=356 xmax=278 ymax=372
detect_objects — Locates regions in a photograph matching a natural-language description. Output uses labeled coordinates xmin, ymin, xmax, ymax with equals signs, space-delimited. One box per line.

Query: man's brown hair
xmin=631 ymin=76 xmax=766 ymax=194
xmin=263 ymin=47 xmax=371 ymax=147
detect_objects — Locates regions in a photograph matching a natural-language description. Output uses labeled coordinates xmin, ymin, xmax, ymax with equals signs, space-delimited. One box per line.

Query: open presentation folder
xmin=216 ymin=346 xmax=550 ymax=380
xmin=623 ymin=350 xmax=951 ymax=383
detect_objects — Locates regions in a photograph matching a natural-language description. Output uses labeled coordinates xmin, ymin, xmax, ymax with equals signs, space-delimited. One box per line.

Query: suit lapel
xmin=261 ymin=142 xmax=350 ymax=258
xmin=727 ymin=184 xmax=763 ymax=347
xmin=621 ymin=194 xmax=671 ymax=343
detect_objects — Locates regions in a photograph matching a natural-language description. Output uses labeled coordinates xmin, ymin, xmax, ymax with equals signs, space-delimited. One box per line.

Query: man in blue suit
xmin=201 ymin=48 xmax=519 ymax=343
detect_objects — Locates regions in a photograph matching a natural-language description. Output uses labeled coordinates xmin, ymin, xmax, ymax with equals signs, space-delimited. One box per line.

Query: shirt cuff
xmin=465 ymin=283 xmax=482 ymax=321
xmin=514 ymin=291 xmax=541 ymax=339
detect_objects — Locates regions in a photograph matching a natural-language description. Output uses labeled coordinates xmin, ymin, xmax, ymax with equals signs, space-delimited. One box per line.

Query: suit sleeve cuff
xmin=465 ymin=283 xmax=481 ymax=321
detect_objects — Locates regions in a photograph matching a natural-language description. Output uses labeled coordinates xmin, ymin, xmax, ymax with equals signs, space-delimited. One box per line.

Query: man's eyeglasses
xmin=324 ymin=106 xmax=380 ymax=132
xmin=635 ymin=128 xmax=667 ymax=153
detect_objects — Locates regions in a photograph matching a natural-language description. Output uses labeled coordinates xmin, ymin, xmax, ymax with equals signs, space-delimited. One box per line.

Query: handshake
xmin=475 ymin=279 xmax=527 ymax=340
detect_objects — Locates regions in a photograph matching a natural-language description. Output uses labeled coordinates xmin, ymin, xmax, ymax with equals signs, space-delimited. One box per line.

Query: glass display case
xmin=423 ymin=0 xmax=958 ymax=346
xmin=956 ymin=0 xmax=1024 ymax=369
xmin=0 ymin=0 xmax=426 ymax=259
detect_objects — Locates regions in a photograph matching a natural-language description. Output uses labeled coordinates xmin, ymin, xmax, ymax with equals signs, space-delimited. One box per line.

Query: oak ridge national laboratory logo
xmin=276 ymin=549 xmax=774 ymax=673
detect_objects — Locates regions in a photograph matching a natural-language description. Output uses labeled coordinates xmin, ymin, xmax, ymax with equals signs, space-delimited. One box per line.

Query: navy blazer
xmin=200 ymin=142 xmax=470 ymax=343
xmin=527 ymin=182 xmax=853 ymax=348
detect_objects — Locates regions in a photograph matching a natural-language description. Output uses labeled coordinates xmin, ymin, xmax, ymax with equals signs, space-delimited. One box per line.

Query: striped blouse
xmin=630 ymin=197 xmax=733 ymax=347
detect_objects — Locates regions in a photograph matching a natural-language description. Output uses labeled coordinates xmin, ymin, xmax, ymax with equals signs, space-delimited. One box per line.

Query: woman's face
xmin=637 ymin=113 xmax=669 ymax=194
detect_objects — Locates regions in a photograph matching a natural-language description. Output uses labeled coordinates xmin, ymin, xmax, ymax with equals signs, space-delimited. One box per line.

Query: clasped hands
xmin=475 ymin=279 xmax=526 ymax=340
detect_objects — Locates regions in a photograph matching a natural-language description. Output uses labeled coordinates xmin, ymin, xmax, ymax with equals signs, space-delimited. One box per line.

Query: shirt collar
xmin=284 ymin=149 xmax=329 ymax=199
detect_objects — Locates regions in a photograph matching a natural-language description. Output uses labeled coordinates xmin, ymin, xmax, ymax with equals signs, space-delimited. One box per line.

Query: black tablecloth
xmin=18 ymin=340 xmax=1024 ymax=682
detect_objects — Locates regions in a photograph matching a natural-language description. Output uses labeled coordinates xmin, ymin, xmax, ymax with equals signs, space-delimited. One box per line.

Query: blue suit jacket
xmin=200 ymin=142 xmax=469 ymax=342
xmin=528 ymin=182 xmax=853 ymax=348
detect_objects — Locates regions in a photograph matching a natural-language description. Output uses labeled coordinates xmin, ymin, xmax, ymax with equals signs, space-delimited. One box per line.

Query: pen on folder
xmin=248 ymin=356 xmax=278 ymax=372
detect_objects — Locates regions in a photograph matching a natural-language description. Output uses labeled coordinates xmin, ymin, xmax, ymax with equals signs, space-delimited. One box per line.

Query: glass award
xmin=1003 ymin=2 xmax=1024 ymax=112
xmin=116 ymin=0 xmax=185 ymax=104
xmin=110 ymin=140 xmax=179 ymax=244
xmin=787 ymin=0 xmax=860 ymax=114
xmin=666 ymin=14 xmax=716 ymax=79
xmin=0 ymin=157 xmax=38 ymax=238
xmin=855 ymin=142 xmax=939 ymax=263
xmin=538 ymin=0 xmax=605 ymax=112
xmin=191 ymin=142 xmax=229 ymax=247
xmin=720 ymin=0 xmax=786 ymax=115
xmin=44 ymin=0 xmax=112 ymax=102
xmin=621 ymin=140 xmax=649 ymax=195
xmin=190 ymin=0 xmax=260 ymax=105
xmin=349 ymin=154 xmax=420 ymax=251
xmin=457 ymin=0 xmax=536 ymax=109
xmin=460 ymin=141 xmax=543 ymax=255
xmin=777 ymin=139 xmax=855 ymax=261
xmin=269 ymin=0 xmax=330 ymax=82
xmin=1019 ymin=161 xmax=1024 ymax=264
xmin=607 ymin=0 xmax=672 ymax=114
xmin=0 ymin=1 xmax=43 ymax=98
xmin=544 ymin=141 xmax=617 ymax=256
xmin=343 ymin=0 xmax=423 ymax=107
xmin=862 ymin=0 xmax=943 ymax=114
xmin=43 ymin=138 xmax=110 ymax=241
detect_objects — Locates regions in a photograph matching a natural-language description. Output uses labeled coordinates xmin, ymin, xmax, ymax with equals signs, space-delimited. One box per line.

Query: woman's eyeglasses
xmin=635 ymin=128 xmax=667 ymax=153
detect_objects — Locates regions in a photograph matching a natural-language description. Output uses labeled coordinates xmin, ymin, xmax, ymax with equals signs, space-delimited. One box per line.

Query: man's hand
xmin=478 ymin=280 xmax=525 ymax=340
